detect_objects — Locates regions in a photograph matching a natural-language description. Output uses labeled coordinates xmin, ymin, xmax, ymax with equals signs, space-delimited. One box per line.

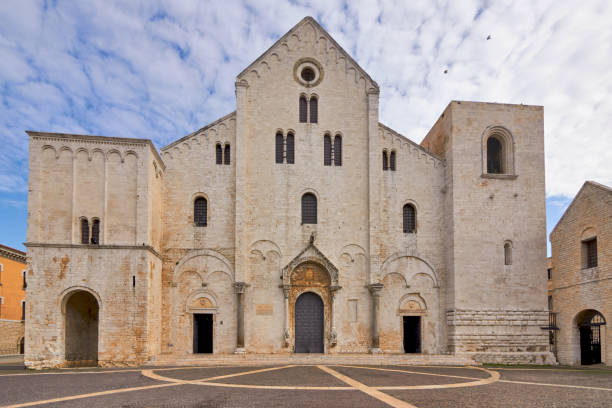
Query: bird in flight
xmin=444 ymin=69 xmax=448 ymax=74
xmin=486 ymin=34 xmax=492 ymax=40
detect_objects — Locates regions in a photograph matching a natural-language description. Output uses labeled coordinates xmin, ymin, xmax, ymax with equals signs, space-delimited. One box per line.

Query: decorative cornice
xmin=378 ymin=122 xmax=445 ymax=164
xmin=0 ymin=245 xmax=26 ymax=263
xmin=160 ymin=111 xmax=236 ymax=152
xmin=23 ymin=242 xmax=163 ymax=260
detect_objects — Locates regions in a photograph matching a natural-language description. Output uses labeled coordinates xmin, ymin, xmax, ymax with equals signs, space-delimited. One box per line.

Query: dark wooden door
xmin=294 ymin=292 xmax=324 ymax=353
xmin=194 ymin=314 xmax=213 ymax=353
xmin=403 ymin=316 xmax=421 ymax=353
xmin=580 ymin=325 xmax=601 ymax=365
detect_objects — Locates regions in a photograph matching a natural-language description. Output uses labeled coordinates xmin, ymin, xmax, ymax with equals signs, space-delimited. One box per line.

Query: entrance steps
xmin=148 ymin=353 xmax=476 ymax=367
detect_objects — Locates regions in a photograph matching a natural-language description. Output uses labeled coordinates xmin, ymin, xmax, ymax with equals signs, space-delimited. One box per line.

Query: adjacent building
xmin=24 ymin=17 xmax=554 ymax=368
xmin=0 ymin=244 xmax=26 ymax=355
xmin=549 ymin=181 xmax=611 ymax=365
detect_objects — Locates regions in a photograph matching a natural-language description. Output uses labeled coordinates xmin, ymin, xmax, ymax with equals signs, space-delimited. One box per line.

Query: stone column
xmin=368 ymin=283 xmax=384 ymax=353
xmin=283 ymin=285 xmax=290 ymax=347
xmin=233 ymin=282 xmax=247 ymax=353
xmin=329 ymin=286 xmax=340 ymax=346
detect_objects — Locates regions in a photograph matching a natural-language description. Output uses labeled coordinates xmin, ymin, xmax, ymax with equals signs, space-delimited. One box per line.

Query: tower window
xmin=301 ymin=193 xmax=317 ymax=224
xmin=275 ymin=132 xmax=284 ymax=163
xmin=286 ymin=133 xmax=295 ymax=164
xmin=504 ymin=242 xmax=512 ymax=265
xmin=334 ymin=135 xmax=342 ymax=166
xmin=323 ymin=134 xmax=331 ymax=166
xmin=80 ymin=218 xmax=89 ymax=244
xmin=382 ymin=151 xmax=388 ymax=171
xmin=390 ymin=151 xmax=396 ymax=171
xmin=299 ymin=96 xmax=307 ymax=123
xmin=403 ymin=204 xmax=416 ymax=233
xmin=215 ymin=144 xmax=223 ymax=165
xmin=91 ymin=219 xmax=100 ymax=245
xmin=224 ymin=144 xmax=230 ymax=165
xmin=309 ymin=97 xmax=318 ymax=123
xmin=487 ymin=137 xmax=503 ymax=174
xmin=194 ymin=197 xmax=208 ymax=227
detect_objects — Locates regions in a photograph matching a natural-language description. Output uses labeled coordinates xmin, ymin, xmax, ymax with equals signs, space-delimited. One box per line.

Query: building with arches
xmin=24 ymin=17 xmax=552 ymax=368
xmin=549 ymin=181 xmax=611 ymax=365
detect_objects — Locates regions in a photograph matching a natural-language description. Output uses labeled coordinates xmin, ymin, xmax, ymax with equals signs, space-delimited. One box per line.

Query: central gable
xmin=237 ymin=16 xmax=378 ymax=93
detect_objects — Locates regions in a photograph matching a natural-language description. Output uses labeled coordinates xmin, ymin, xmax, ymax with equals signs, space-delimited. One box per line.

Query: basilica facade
xmin=24 ymin=17 xmax=554 ymax=368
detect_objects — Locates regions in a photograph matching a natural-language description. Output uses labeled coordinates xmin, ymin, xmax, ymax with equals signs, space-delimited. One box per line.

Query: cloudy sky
xmin=0 ymin=0 xmax=610 ymax=252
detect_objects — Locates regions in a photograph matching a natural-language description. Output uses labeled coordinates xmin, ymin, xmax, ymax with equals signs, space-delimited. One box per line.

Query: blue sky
xmin=0 ymin=0 xmax=610 ymax=254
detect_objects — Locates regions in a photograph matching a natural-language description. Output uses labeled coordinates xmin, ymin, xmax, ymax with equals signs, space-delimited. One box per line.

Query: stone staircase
xmin=147 ymin=353 xmax=477 ymax=367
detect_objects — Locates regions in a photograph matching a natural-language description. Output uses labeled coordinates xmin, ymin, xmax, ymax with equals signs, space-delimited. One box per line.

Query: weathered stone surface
xmin=24 ymin=17 xmax=552 ymax=367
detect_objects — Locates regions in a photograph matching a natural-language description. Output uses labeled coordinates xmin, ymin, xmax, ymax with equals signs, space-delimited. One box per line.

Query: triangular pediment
xmin=282 ymin=236 xmax=339 ymax=285
xmin=237 ymin=16 xmax=378 ymax=92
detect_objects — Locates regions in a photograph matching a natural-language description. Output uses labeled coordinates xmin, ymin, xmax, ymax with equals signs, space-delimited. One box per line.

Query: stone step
xmin=147 ymin=353 xmax=476 ymax=367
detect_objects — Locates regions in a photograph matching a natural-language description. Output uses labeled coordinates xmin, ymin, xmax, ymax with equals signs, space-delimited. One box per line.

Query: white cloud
xmin=0 ymin=0 xmax=610 ymax=199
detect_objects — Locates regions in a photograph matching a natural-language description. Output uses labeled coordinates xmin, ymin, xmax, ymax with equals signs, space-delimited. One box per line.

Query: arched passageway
xmin=294 ymin=292 xmax=324 ymax=353
xmin=65 ymin=291 xmax=99 ymax=366
xmin=576 ymin=309 xmax=606 ymax=365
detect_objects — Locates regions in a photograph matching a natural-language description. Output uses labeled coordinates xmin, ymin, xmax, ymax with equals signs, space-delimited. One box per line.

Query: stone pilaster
xmin=233 ymin=281 xmax=248 ymax=353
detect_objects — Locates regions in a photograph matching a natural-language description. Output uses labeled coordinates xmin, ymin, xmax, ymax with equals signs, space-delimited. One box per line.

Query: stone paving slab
xmin=331 ymin=365 xmax=476 ymax=387
xmin=212 ymin=365 xmax=347 ymax=387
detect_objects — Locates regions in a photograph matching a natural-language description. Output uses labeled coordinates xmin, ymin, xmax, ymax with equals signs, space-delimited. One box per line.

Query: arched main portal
xmin=294 ymin=292 xmax=324 ymax=353
xmin=577 ymin=309 xmax=606 ymax=365
xmin=65 ymin=291 xmax=99 ymax=366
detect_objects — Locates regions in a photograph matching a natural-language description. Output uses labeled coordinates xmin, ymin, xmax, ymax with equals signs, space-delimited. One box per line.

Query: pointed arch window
xmin=403 ymin=204 xmax=416 ymax=233
xmin=286 ymin=132 xmax=295 ymax=164
xmin=390 ymin=150 xmax=396 ymax=171
xmin=334 ymin=135 xmax=342 ymax=166
xmin=215 ymin=144 xmax=223 ymax=165
xmin=301 ymin=193 xmax=317 ymax=224
xmin=194 ymin=197 xmax=207 ymax=227
xmin=80 ymin=218 xmax=89 ymax=244
xmin=309 ymin=97 xmax=318 ymax=123
xmin=324 ymin=134 xmax=332 ymax=166
xmin=224 ymin=144 xmax=230 ymax=165
xmin=91 ymin=219 xmax=100 ymax=245
xmin=382 ymin=151 xmax=388 ymax=171
xmin=299 ymin=96 xmax=308 ymax=123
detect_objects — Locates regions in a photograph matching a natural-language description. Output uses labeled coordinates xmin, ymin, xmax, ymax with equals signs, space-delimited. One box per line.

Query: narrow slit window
xmin=215 ymin=144 xmax=223 ymax=165
xmin=275 ymin=132 xmax=284 ymax=163
xmin=194 ymin=197 xmax=208 ymax=227
xmin=301 ymin=193 xmax=317 ymax=224
xmin=504 ymin=243 xmax=512 ymax=265
xmin=390 ymin=151 xmax=396 ymax=171
xmin=382 ymin=151 xmax=388 ymax=171
xmin=334 ymin=135 xmax=342 ymax=166
xmin=224 ymin=144 xmax=230 ymax=165
xmin=309 ymin=97 xmax=318 ymax=123
xmin=91 ymin=219 xmax=100 ymax=245
xmin=403 ymin=204 xmax=416 ymax=233
xmin=299 ymin=96 xmax=307 ymax=123
xmin=324 ymin=134 xmax=331 ymax=166
xmin=286 ymin=133 xmax=295 ymax=164
xmin=21 ymin=301 xmax=25 ymax=321
xmin=80 ymin=218 xmax=89 ymax=244
xmin=22 ymin=271 xmax=26 ymax=290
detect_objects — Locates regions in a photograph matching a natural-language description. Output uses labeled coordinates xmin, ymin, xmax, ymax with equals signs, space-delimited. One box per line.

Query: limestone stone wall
xmin=0 ymin=320 xmax=24 ymax=355
xmin=550 ymin=181 xmax=611 ymax=365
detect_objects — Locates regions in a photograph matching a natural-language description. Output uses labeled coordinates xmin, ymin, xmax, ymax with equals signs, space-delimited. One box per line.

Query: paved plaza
xmin=0 ymin=363 xmax=611 ymax=407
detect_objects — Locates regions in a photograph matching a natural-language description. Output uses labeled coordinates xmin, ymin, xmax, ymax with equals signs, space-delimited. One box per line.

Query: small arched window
xmin=215 ymin=144 xmax=223 ymax=165
xmin=286 ymin=133 xmax=295 ymax=164
xmin=224 ymin=144 xmax=230 ymax=165
xmin=91 ymin=219 xmax=100 ymax=245
xmin=390 ymin=151 xmax=396 ymax=171
xmin=80 ymin=218 xmax=89 ymax=244
xmin=504 ymin=242 xmax=512 ymax=265
xmin=301 ymin=193 xmax=317 ymax=224
xmin=403 ymin=204 xmax=416 ymax=233
xmin=299 ymin=96 xmax=308 ymax=123
xmin=310 ymin=97 xmax=318 ymax=123
xmin=275 ymin=132 xmax=284 ymax=163
xmin=324 ymin=134 xmax=332 ymax=166
xmin=382 ymin=151 xmax=388 ymax=171
xmin=486 ymin=137 xmax=503 ymax=174
xmin=194 ymin=197 xmax=207 ymax=227
xmin=334 ymin=135 xmax=342 ymax=166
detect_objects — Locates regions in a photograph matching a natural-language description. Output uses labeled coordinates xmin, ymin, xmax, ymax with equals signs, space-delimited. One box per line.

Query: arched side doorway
xmin=294 ymin=292 xmax=324 ymax=353
xmin=577 ymin=309 xmax=606 ymax=365
xmin=65 ymin=291 xmax=99 ymax=366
